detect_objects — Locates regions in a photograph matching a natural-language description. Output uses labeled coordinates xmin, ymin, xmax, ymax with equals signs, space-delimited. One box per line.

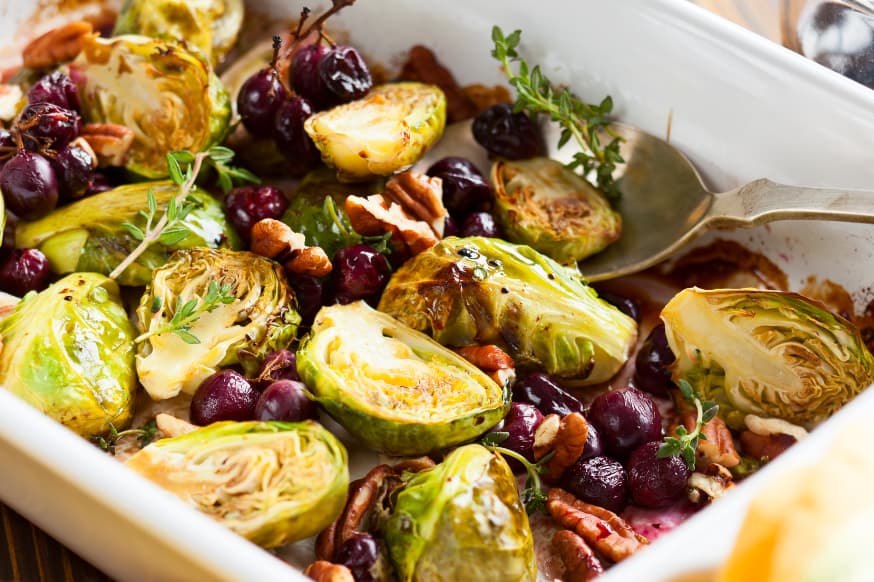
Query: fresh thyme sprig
xmin=491 ymin=26 xmax=624 ymax=203
xmin=658 ymin=379 xmax=719 ymax=470
xmin=481 ymin=432 xmax=552 ymax=514
xmin=135 ymin=280 xmax=236 ymax=345
xmin=93 ymin=419 xmax=158 ymax=453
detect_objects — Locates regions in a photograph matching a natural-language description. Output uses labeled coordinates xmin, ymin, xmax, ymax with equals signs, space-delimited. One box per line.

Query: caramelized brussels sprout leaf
xmin=304 ymin=82 xmax=446 ymax=181
xmin=0 ymin=273 xmax=136 ymax=437
xmin=136 ymin=248 xmax=300 ymax=400
xmin=662 ymin=288 xmax=874 ymax=429
xmin=378 ymin=236 xmax=637 ymax=383
xmin=72 ymin=35 xmax=230 ymax=178
xmin=126 ymin=420 xmax=349 ymax=548
xmin=385 ymin=444 xmax=536 ymax=582
xmin=16 ymin=181 xmax=240 ymax=286
xmin=491 ymin=157 xmax=621 ymax=263
xmin=297 ymin=301 xmax=509 ymax=456
xmin=114 ymin=0 xmax=244 ymax=66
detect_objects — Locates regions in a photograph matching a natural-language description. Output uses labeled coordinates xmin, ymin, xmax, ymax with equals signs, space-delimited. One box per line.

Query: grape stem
xmin=108 ymin=152 xmax=206 ymax=280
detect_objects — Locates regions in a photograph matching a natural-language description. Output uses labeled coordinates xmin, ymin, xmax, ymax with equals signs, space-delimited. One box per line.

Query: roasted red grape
xmin=53 ymin=143 xmax=94 ymax=200
xmin=27 ymin=71 xmax=80 ymax=111
xmin=426 ymin=156 xmax=492 ymax=216
xmin=633 ymin=324 xmax=676 ymax=398
xmin=460 ymin=211 xmax=501 ymax=238
xmin=0 ymin=150 xmax=59 ymax=220
xmin=254 ymin=349 xmax=301 ymax=388
xmin=560 ymin=455 xmax=629 ymax=513
xmin=512 ymin=372 xmax=585 ymax=417
xmin=254 ymin=380 xmax=317 ymax=422
xmin=486 ymin=402 xmax=543 ymax=468
xmin=337 ymin=532 xmax=381 ymax=582
xmin=627 ymin=441 xmax=691 ymax=508
xmin=0 ymin=248 xmax=50 ymax=296
xmin=288 ymin=274 xmax=327 ymax=324
xmin=596 ymin=289 xmax=641 ymax=323
xmin=17 ymin=102 xmax=80 ymax=150
xmin=331 ymin=244 xmax=391 ymax=304
xmin=238 ymin=68 xmax=288 ymax=137
xmin=291 ymin=43 xmax=333 ymax=108
xmin=472 ymin=103 xmax=543 ymax=160
xmin=190 ymin=370 xmax=259 ymax=425
xmin=224 ymin=185 xmax=288 ymax=240
xmin=273 ymin=96 xmax=320 ymax=173
xmin=319 ymin=45 xmax=372 ymax=102
xmin=588 ymin=387 xmax=662 ymax=459
xmin=86 ymin=172 xmax=114 ymax=195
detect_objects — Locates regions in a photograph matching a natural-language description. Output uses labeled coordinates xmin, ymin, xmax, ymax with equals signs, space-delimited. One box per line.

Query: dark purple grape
xmin=224 ymin=185 xmax=288 ymax=240
xmin=472 ymin=103 xmax=543 ymax=160
xmin=291 ymin=43 xmax=333 ymax=108
xmin=560 ymin=456 xmax=628 ymax=513
xmin=190 ymin=370 xmax=259 ymax=425
xmin=443 ymin=215 xmax=459 ymax=237
xmin=633 ymin=324 xmax=676 ymax=398
xmin=254 ymin=349 xmax=300 ymax=388
xmin=513 ymin=372 xmax=585 ymax=417
xmin=581 ymin=422 xmax=604 ymax=460
xmin=597 ymin=289 xmax=641 ymax=323
xmin=426 ymin=156 xmax=492 ymax=215
xmin=86 ymin=172 xmax=114 ymax=195
xmin=460 ymin=211 xmax=501 ymax=238
xmin=254 ymin=380 xmax=317 ymax=422
xmin=0 ymin=151 xmax=59 ymax=220
xmin=336 ymin=532 xmax=381 ymax=582
xmin=331 ymin=244 xmax=391 ymax=304
xmin=0 ymin=248 xmax=50 ymax=296
xmin=627 ymin=441 xmax=691 ymax=508
xmin=27 ymin=71 xmax=80 ymax=111
xmin=17 ymin=102 xmax=80 ymax=150
xmin=487 ymin=402 xmax=543 ymax=468
xmin=319 ymin=45 xmax=372 ymax=102
xmin=238 ymin=68 xmax=288 ymax=137
xmin=272 ymin=97 xmax=320 ymax=173
xmin=588 ymin=387 xmax=663 ymax=459
xmin=52 ymin=143 xmax=94 ymax=200
xmin=288 ymin=274 xmax=326 ymax=323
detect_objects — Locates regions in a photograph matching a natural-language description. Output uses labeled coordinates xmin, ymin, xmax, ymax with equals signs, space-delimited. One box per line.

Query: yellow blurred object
xmin=717 ymin=417 xmax=874 ymax=581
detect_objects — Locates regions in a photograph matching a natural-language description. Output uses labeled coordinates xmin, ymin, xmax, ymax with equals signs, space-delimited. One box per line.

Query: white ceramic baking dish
xmin=1 ymin=0 xmax=873 ymax=580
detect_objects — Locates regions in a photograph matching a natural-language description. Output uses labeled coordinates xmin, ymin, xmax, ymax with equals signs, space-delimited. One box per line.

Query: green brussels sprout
xmin=114 ymin=0 xmax=244 ymax=66
xmin=126 ymin=420 xmax=348 ymax=548
xmin=378 ymin=236 xmax=637 ymax=383
xmin=16 ymin=181 xmax=240 ymax=287
xmin=72 ymin=35 xmax=230 ymax=178
xmin=136 ymin=248 xmax=300 ymax=400
xmin=662 ymin=288 xmax=874 ymax=430
xmin=296 ymin=301 xmax=509 ymax=456
xmin=0 ymin=273 xmax=135 ymax=437
xmin=281 ymin=167 xmax=385 ymax=258
xmin=491 ymin=157 xmax=621 ymax=263
xmin=385 ymin=444 xmax=536 ymax=582
xmin=304 ymin=82 xmax=446 ymax=181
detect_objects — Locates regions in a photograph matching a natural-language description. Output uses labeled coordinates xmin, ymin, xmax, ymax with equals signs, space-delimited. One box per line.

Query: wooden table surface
xmin=0 ymin=2 xmax=796 ymax=581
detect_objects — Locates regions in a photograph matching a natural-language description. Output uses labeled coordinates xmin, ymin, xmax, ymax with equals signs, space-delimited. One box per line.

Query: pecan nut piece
xmin=553 ymin=529 xmax=605 ymax=582
xmin=154 ymin=413 xmax=197 ymax=439
xmin=454 ymin=344 xmax=516 ymax=387
xmin=533 ymin=413 xmax=589 ymax=482
xmin=739 ymin=430 xmax=796 ymax=462
xmin=23 ymin=21 xmax=94 ymax=69
xmin=547 ymin=488 xmax=649 ymax=563
xmin=676 ymin=412 xmax=740 ymax=469
xmin=381 ymin=171 xmax=446 ymax=237
xmin=303 ymin=561 xmax=354 ymax=582
xmin=285 ymin=246 xmax=332 ymax=278
xmin=399 ymin=45 xmax=478 ymax=123
xmin=533 ymin=414 xmax=561 ymax=460
xmin=687 ymin=463 xmax=735 ymax=504
xmin=250 ymin=219 xmax=332 ymax=277
xmin=80 ymin=123 xmax=135 ymax=167
xmin=346 ymin=194 xmax=439 ymax=256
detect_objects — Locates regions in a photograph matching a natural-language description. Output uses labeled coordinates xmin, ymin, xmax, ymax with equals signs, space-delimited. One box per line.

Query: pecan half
xmin=533 ymin=413 xmax=589 ymax=482
xmin=547 ymin=488 xmax=649 ymax=563
xmin=676 ymin=412 xmax=739 ymax=469
xmin=739 ymin=430 xmax=796 ymax=462
xmin=381 ymin=172 xmax=446 ymax=237
xmin=23 ymin=21 xmax=94 ymax=69
xmin=687 ymin=463 xmax=735 ymax=504
xmin=303 ymin=561 xmax=354 ymax=582
xmin=534 ymin=414 xmax=561 ymax=460
xmin=155 ymin=413 xmax=197 ymax=439
xmin=462 ymin=83 xmax=514 ymax=115
xmin=80 ymin=123 xmax=135 ymax=167
xmin=398 ymin=45 xmax=478 ymax=123
xmin=250 ymin=219 xmax=332 ymax=277
xmin=454 ymin=345 xmax=516 ymax=386
xmin=553 ymin=529 xmax=605 ymax=581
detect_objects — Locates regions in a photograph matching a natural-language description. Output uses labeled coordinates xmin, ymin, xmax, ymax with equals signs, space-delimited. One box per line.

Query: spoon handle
xmin=708 ymin=178 xmax=874 ymax=226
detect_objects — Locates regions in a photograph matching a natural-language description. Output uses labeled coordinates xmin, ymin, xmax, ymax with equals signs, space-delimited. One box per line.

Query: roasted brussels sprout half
xmin=304 ymin=82 xmax=446 ymax=181
xmin=297 ymin=301 xmax=509 ymax=456
xmin=385 ymin=444 xmax=536 ymax=582
xmin=16 ymin=181 xmax=240 ymax=286
xmin=378 ymin=236 xmax=637 ymax=382
xmin=126 ymin=420 xmax=348 ymax=548
xmin=662 ymin=288 xmax=874 ymax=429
xmin=0 ymin=273 xmax=135 ymax=437
xmin=491 ymin=157 xmax=621 ymax=263
xmin=136 ymin=248 xmax=300 ymax=400
xmin=72 ymin=35 xmax=230 ymax=178
xmin=114 ymin=0 xmax=244 ymax=66
xmin=281 ymin=167 xmax=385 ymax=258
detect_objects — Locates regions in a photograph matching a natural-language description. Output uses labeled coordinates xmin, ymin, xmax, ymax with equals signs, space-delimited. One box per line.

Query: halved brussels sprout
xmin=304 ymin=82 xmax=446 ymax=181
xmin=662 ymin=288 xmax=874 ymax=429
xmin=0 ymin=273 xmax=135 ymax=437
xmin=17 ymin=181 xmax=240 ymax=286
xmin=114 ymin=0 xmax=244 ymax=66
xmin=136 ymin=248 xmax=300 ymax=400
xmin=72 ymin=35 xmax=230 ymax=178
xmin=491 ymin=157 xmax=621 ymax=263
xmin=378 ymin=236 xmax=637 ymax=383
xmin=126 ymin=420 xmax=348 ymax=548
xmin=296 ymin=301 xmax=509 ymax=456
xmin=385 ymin=444 xmax=536 ymax=582
xmin=281 ymin=167 xmax=385 ymax=258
